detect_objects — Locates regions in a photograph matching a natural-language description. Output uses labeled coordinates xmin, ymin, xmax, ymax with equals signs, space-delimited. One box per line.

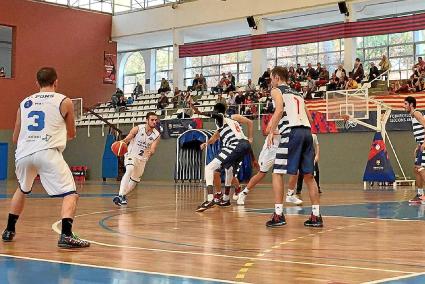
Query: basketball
xmin=111 ymin=141 xmax=128 ymax=157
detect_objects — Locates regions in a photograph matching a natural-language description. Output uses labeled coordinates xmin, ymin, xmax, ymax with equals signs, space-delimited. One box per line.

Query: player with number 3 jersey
xmin=2 ymin=67 xmax=90 ymax=248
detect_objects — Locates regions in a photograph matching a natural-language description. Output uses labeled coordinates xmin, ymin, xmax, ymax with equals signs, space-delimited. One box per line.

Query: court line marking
xmin=0 ymin=253 xmax=245 ymax=284
xmin=363 ymin=271 xmax=425 ymax=283
xmin=50 ymin=220 xmax=415 ymax=275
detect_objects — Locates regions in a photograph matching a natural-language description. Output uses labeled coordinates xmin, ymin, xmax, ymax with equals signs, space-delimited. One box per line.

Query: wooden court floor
xmin=1 ymin=180 xmax=425 ymax=284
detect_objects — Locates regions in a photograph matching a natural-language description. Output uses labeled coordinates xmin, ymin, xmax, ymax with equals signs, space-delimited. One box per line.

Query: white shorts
xmin=124 ymin=154 xmax=147 ymax=183
xmin=15 ymin=148 xmax=76 ymax=197
xmin=258 ymin=145 xmax=277 ymax=173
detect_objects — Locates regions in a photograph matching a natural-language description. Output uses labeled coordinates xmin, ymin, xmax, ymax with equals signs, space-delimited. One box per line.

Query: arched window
xmin=123 ymin=52 xmax=145 ymax=95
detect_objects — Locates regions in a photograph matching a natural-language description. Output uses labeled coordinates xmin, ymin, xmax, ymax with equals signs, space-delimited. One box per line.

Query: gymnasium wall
xmin=0 ymin=0 xmax=115 ymax=129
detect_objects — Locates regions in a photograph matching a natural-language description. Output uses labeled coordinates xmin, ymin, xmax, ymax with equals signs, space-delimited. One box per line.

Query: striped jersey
xmin=215 ymin=114 xmax=246 ymax=147
xmin=411 ymin=110 xmax=425 ymax=143
xmin=127 ymin=124 xmax=160 ymax=159
xmin=276 ymin=84 xmax=310 ymax=133
xmin=16 ymin=92 xmax=68 ymax=161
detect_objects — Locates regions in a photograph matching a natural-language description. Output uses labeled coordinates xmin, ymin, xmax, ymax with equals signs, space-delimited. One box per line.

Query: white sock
xmin=312 ymin=205 xmax=320 ymax=216
xmin=223 ymin=194 xmax=230 ymax=201
xmin=242 ymin=187 xmax=250 ymax=195
xmin=207 ymin=194 xmax=214 ymax=201
xmin=275 ymin=204 xmax=283 ymax=215
xmin=123 ymin=179 xmax=138 ymax=196
xmin=287 ymin=189 xmax=295 ymax=196
xmin=418 ymin=188 xmax=424 ymax=196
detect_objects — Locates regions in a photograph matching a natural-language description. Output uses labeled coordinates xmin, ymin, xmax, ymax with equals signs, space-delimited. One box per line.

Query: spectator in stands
xmin=315 ymin=63 xmax=323 ymax=80
xmin=263 ymin=95 xmax=274 ymax=114
xmin=0 ymin=67 xmax=5 ymax=78
xmin=378 ymin=55 xmax=391 ymax=79
xmin=416 ymin=57 xmax=425 ymax=72
xmin=335 ymin=64 xmax=346 ymax=80
xmin=158 ymin=78 xmax=171 ymax=94
xmin=212 ymin=73 xmax=229 ymax=94
xmin=346 ymin=75 xmax=358 ymax=90
xmin=338 ymin=73 xmax=348 ymax=90
xmin=245 ymin=78 xmax=256 ymax=94
xmin=327 ymin=73 xmax=339 ymax=91
xmin=171 ymin=87 xmax=183 ymax=108
xmin=198 ymin=74 xmax=207 ymax=93
xmin=305 ymin=74 xmax=316 ymax=99
xmin=368 ymin=62 xmax=380 ymax=82
xmin=111 ymin=88 xmax=124 ymax=108
xmin=258 ymin=68 xmax=271 ymax=90
xmin=316 ymin=65 xmax=329 ymax=87
xmin=157 ymin=92 xmax=169 ymax=115
xmin=216 ymin=93 xmax=227 ymax=107
xmin=301 ymin=86 xmax=309 ymax=99
xmin=227 ymin=72 xmax=236 ymax=92
xmin=178 ymin=92 xmax=194 ymax=118
xmin=235 ymin=91 xmax=245 ymax=114
xmin=351 ymin=58 xmax=364 ymax=83
xmin=131 ymin=82 xmax=143 ymax=101
xmin=188 ymin=74 xmax=200 ymax=91
xmin=296 ymin=64 xmax=305 ymax=80
xmin=306 ymin=63 xmax=317 ymax=80
xmin=227 ymin=91 xmax=237 ymax=115
xmin=244 ymin=94 xmax=257 ymax=119
xmin=116 ymin=96 xmax=127 ymax=112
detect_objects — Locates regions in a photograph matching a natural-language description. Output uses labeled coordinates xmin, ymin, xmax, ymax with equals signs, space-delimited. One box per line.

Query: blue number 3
xmin=28 ymin=111 xmax=45 ymax=131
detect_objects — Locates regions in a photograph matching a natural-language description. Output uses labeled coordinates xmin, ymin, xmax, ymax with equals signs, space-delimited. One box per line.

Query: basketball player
xmin=403 ymin=96 xmax=425 ymax=204
xmin=2 ymin=67 xmax=90 ymax=248
xmin=266 ymin=66 xmax=322 ymax=227
xmin=191 ymin=103 xmax=253 ymax=212
xmin=113 ymin=112 xmax=160 ymax=206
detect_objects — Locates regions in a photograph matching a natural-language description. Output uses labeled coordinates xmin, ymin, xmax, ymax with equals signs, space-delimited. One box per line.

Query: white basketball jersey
xmin=223 ymin=117 xmax=247 ymax=140
xmin=277 ymin=85 xmax=310 ymax=128
xmin=16 ymin=92 xmax=67 ymax=161
xmin=127 ymin=125 xmax=160 ymax=159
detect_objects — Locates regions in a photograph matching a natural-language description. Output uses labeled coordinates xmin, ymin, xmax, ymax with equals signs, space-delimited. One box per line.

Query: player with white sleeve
xmin=113 ymin=112 xmax=160 ymax=206
xmin=2 ymin=67 xmax=90 ymax=248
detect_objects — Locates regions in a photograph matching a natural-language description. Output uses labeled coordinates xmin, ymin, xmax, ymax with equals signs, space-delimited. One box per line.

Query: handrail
xmin=83 ymin=107 xmax=122 ymax=136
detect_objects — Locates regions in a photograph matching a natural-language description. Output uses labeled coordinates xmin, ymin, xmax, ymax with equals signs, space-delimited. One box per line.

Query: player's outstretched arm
xmin=201 ymin=131 xmax=220 ymax=150
xmin=60 ymin=98 xmax=76 ymax=140
xmin=149 ymin=136 xmax=161 ymax=156
xmin=122 ymin=126 xmax=139 ymax=144
xmin=231 ymin=114 xmax=253 ymax=143
xmin=12 ymin=109 xmax=21 ymax=144
xmin=305 ymin=105 xmax=313 ymax=124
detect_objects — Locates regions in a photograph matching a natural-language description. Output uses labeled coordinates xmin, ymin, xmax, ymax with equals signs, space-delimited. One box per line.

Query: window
xmin=356 ymin=29 xmax=425 ymax=80
xmin=155 ymin=46 xmax=173 ymax=90
xmin=0 ymin=25 xmax=13 ymax=78
xmin=184 ymin=51 xmax=252 ymax=88
xmin=123 ymin=52 xmax=145 ymax=95
xmin=267 ymin=39 xmax=344 ymax=74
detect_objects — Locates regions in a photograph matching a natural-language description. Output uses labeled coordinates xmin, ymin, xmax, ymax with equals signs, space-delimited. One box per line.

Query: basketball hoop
xmin=341 ymin=114 xmax=351 ymax=121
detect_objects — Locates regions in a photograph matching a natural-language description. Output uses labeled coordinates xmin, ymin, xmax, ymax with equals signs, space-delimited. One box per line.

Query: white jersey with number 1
xmin=16 ymin=92 xmax=67 ymax=161
xmin=279 ymin=85 xmax=310 ymax=128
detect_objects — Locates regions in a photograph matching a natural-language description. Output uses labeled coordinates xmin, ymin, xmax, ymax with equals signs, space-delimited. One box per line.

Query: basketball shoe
xmin=2 ymin=230 xmax=15 ymax=242
xmin=58 ymin=233 xmax=90 ymax=248
xmin=218 ymin=198 xmax=231 ymax=207
xmin=266 ymin=212 xmax=286 ymax=227
xmin=304 ymin=213 xmax=324 ymax=227
xmin=232 ymin=186 xmax=241 ymax=201
xmin=237 ymin=192 xmax=247 ymax=205
xmin=286 ymin=194 xmax=303 ymax=205
xmin=409 ymin=194 xmax=423 ymax=204
xmin=121 ymin=195 xmax=128 ymax=205
xmin=196 ymin=200 xmax=216 ymax=212
xmin=113 ymin=195 xmax=125 ymax=206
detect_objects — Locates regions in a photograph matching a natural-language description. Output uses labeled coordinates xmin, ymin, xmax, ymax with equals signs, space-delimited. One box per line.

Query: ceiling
xmin=116 ymin=0 xmax=425 ymax=53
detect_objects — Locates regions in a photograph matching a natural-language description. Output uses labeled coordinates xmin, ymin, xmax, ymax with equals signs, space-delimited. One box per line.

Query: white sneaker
xmin=237 ymin=192 xmax=247 ymax=205
xmin=286 ymin=194 xmax=303 ymax=205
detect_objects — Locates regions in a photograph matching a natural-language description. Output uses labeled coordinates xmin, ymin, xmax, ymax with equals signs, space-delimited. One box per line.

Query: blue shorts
xmin=273 ymin=127 xmax=314 ymax=175
xmin=415 ymin=146 xmax=425 ymax=167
